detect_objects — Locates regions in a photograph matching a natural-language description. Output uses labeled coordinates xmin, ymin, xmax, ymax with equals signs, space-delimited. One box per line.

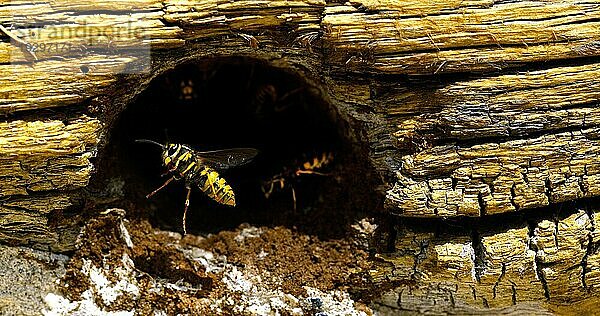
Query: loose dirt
xmin=55 ymin=211 xmax=380 ymax=315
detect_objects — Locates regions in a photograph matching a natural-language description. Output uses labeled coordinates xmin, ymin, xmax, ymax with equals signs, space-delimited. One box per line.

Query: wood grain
xmin=0 ymin=0 xmax=599 ymax=311
xmin=372 ymin=208 xmax=600 ymax=312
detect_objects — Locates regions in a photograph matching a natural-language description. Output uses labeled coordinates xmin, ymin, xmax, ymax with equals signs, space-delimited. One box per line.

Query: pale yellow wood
xmin=387 ymin=62 xmax=600 ymax=217
xmin=0 ymin=57 xmax=138 ymax=114
xmin=0 ymin=0 xmax=598 ymax=312
xmin=322 ymin=1 xmax=600 ymax=74
xmin=532 ymin=211 xmax=591 ymax=302
xmin=373 ymin=209 xmax=600 ymax=312
xmin=0 ymin=115 xmax=101 ymax=197
xmin=389 ymin=128 xmax=600 ymax=216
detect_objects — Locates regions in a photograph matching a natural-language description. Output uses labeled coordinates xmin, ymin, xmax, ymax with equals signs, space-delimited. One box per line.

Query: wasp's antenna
xmin=135 ymin=139 xmax=165 ymax=149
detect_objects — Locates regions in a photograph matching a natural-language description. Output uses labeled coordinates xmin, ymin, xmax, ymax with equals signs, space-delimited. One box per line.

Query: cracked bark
xmin=0 ymin=0 xmax=600 ymax=313
xmin=373 ymin=209 xmax=600 ymax=313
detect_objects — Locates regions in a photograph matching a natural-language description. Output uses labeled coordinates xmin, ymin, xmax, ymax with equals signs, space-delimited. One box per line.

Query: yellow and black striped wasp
xmin=136 ymin=139 xmax=258 ymax=234
xmin=261 ymin=152 xmax=334 ymax=211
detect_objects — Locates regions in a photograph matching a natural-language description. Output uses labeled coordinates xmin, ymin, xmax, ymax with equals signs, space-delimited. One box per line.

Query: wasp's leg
xmin=295 ymin=170 xmax=330 ymax=176
xmin=261 ymin=180 xmax=275 ymax=198
xmin=182 ymin=186 xmax=192 ymax=235
xmin=161 ymin=163 xmax=179 ymax=177
xmin=161 ymin=166 xmax=177 ymax=177
xmin=291 ymin=185 xmax=297 ymax=212
xmin=262 ymin=178 xmax=282 ymax=199
xmin=279 ymin=178 xmax=285 ymax=189
xmin=146 ymin=176 xmax=175 ymax=198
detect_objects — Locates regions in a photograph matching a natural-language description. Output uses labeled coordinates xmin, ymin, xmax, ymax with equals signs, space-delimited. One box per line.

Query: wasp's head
xmin=162 ymin=143 xmax=180 ymax=166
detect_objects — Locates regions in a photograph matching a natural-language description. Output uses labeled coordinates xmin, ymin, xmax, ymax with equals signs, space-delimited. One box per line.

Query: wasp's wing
xmin=194 ymin=147 xmax=259 ymax=170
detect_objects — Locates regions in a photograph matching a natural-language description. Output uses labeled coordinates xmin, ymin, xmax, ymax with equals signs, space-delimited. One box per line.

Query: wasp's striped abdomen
xmin=195 ymin=166 xmax=235 ymax=206
xmin=163 ymin=144 xmax=236 ymax=206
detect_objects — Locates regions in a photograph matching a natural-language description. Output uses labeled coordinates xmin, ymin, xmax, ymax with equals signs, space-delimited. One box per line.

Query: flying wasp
xmin=261 ymin=152 xmax=334 ymax=211
xmin=136 ymin=139 xmax=258 ymax=234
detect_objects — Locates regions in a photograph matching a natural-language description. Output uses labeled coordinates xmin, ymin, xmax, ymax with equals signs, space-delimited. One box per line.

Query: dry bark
xmin=371 ymin=208 xmax=600 ymax=313
xmin=1 ymin=0 xmax=600 ymax=312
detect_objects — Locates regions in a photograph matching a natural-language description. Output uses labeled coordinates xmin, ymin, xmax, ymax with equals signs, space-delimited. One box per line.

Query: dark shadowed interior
xmin=95 ymin=57 xmax=379 ymax=238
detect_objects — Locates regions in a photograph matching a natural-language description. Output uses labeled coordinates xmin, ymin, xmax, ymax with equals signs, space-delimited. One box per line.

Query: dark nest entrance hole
xmin=98 ymin=57 xmax=377 ymax=238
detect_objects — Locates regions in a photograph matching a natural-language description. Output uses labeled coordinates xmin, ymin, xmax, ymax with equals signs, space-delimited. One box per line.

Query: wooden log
xmin=371 ymin=208 xmax=600 ymax=312
xmin=0 ymin=0 xmax=600 ymax=312
xmin=322 ymin=1 xmax=600 ymax=74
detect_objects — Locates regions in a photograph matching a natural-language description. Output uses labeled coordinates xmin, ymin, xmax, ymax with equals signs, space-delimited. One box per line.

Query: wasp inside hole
xmin=261 ymin=152 xmax=335 ymax=212
xmin=136 ymin=139 xmax=259 ymax=234
xmin=246 ymin=76 xmax=306 ymax=122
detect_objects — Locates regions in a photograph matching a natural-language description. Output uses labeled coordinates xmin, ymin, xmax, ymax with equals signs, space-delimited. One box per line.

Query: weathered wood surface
xmin=387 ymin=63 xmax=600 ymax=217
xmin=372 ymin=208 xmax=600 ymax=312
xmin=323 ymin=1 xmax=600 ymax=74
xmin=1 ymin=0 xmax=600 ymax=312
